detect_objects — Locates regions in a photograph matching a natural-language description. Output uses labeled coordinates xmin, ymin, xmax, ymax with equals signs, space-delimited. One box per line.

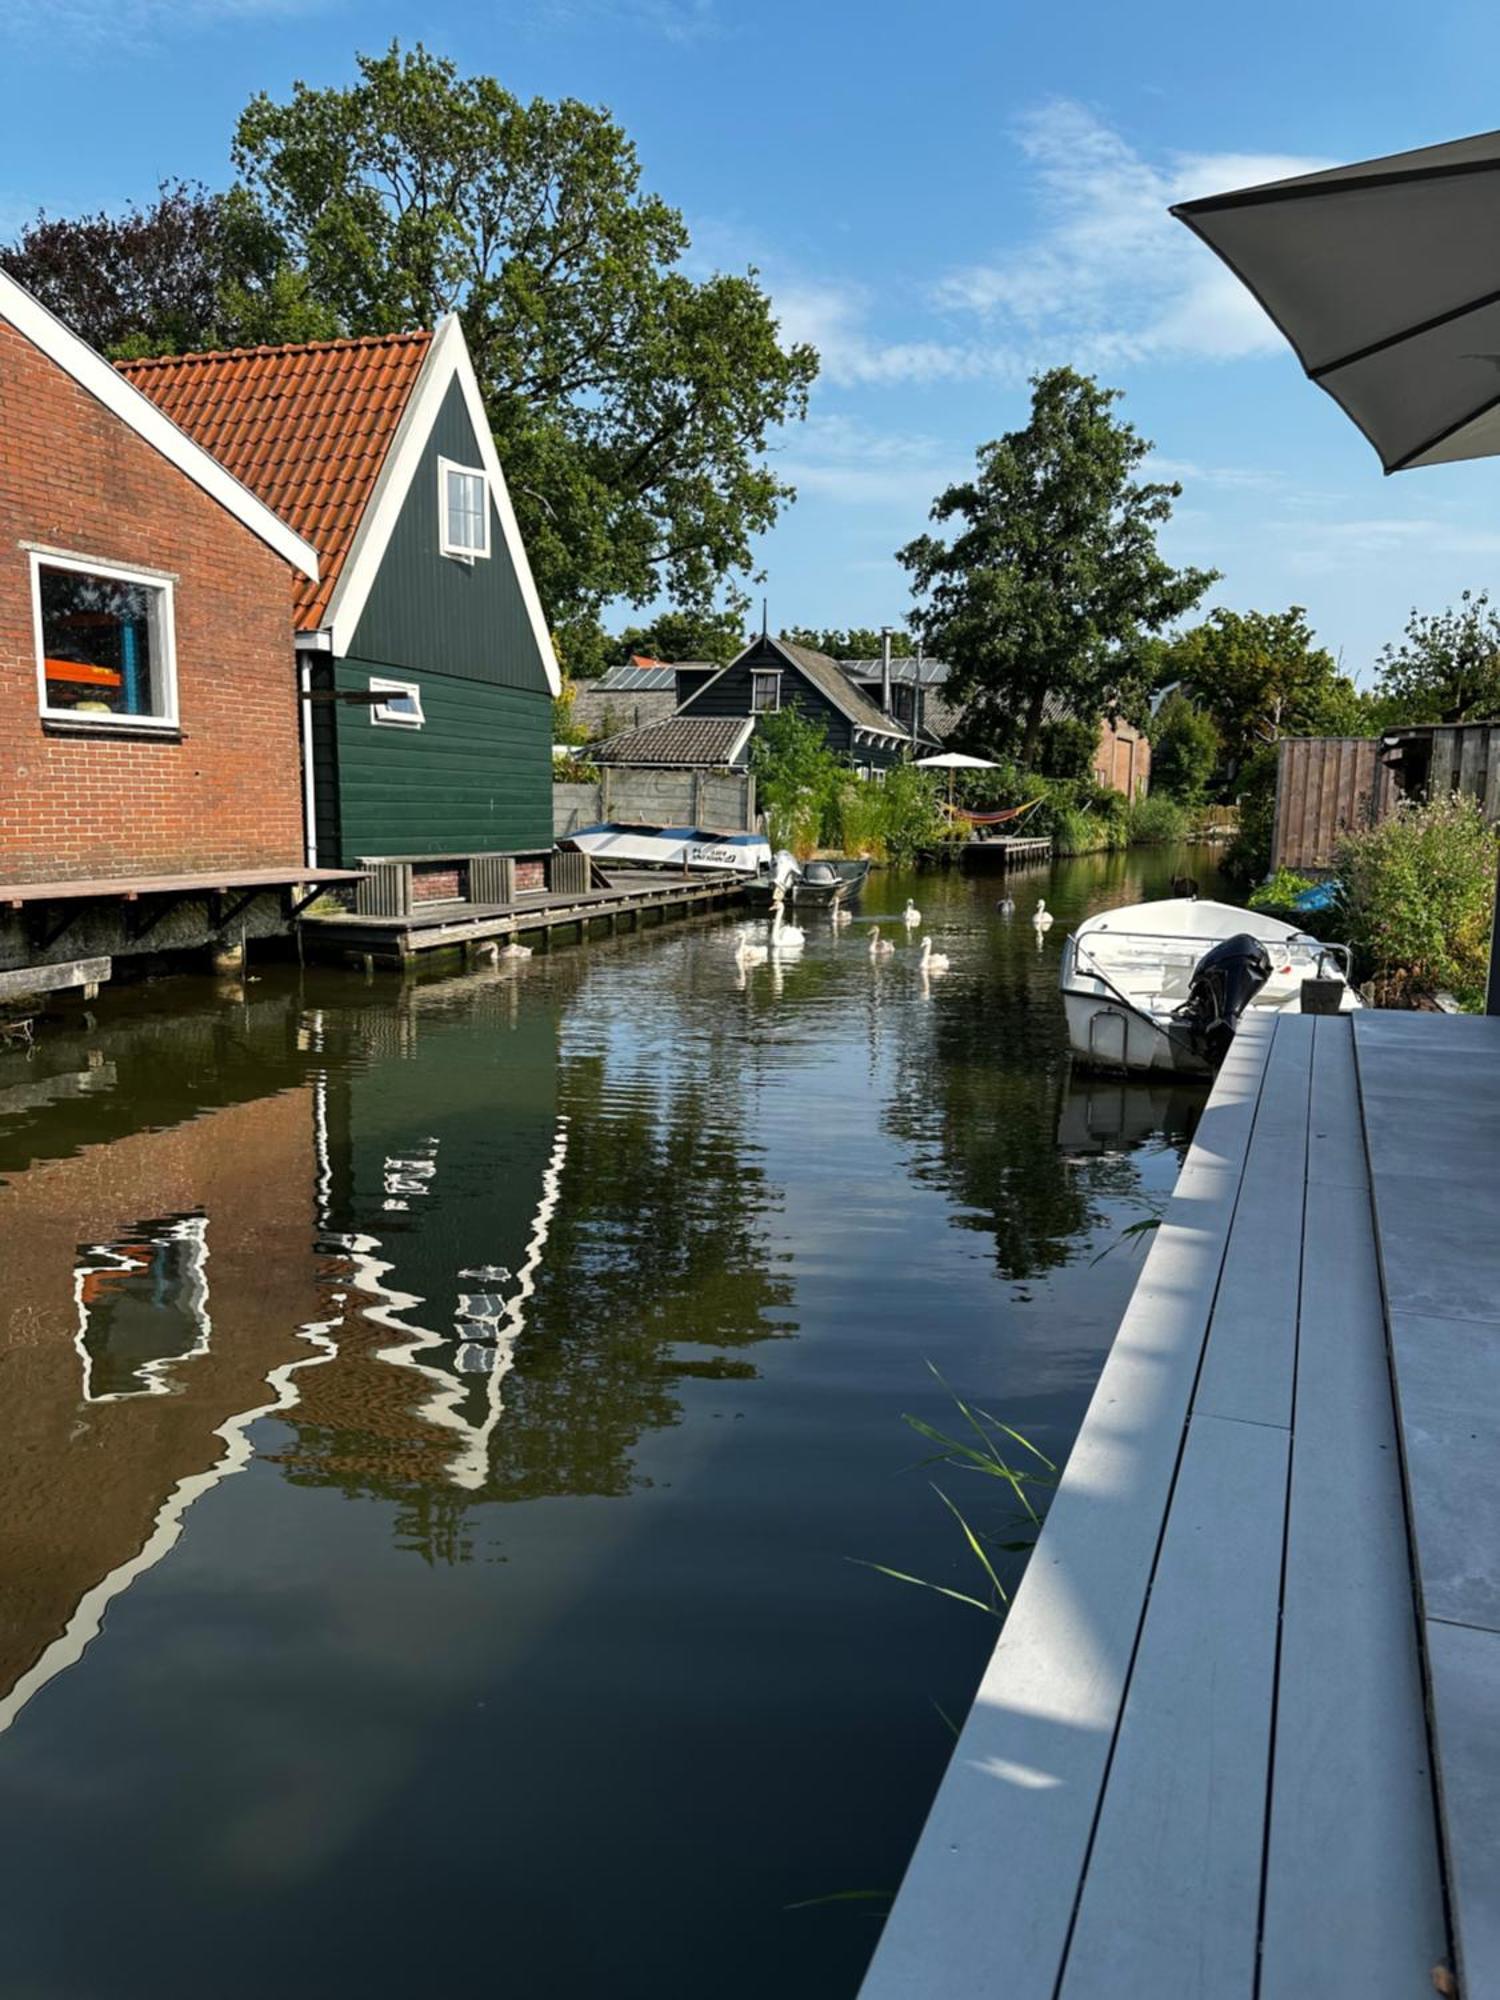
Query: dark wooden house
xmin=123 ymin=318 xmax=560 ymax=902
xmin=676 ymin=634 xmax=918 ymax=769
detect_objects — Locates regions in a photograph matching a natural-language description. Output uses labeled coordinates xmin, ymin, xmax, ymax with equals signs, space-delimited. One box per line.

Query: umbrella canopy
xmin=1173 ymin=130 xmax=1500 ymax=474
xmin=914 ymin=752 xmax=999 ymax=769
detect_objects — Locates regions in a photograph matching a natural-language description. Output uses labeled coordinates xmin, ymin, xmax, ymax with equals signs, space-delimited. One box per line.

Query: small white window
xmin=31 ymin=551 xmax=178 ymax=730
xmin=370 ymin=677 xmax=425 ymax=728
xmin=439 ymin=456 xmax=490 ymax=561
xmin=751 ymin=671 xmax=781 ymax=713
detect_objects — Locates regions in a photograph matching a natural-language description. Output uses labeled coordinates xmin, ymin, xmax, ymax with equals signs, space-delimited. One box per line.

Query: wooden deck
xmin=298 ymin=867 xmax=746 ymax=963
xmin=863 ymin=1006 xmax=1500 ymax=1999
xmin=959 ymin=834 xmax=1054 ymax=869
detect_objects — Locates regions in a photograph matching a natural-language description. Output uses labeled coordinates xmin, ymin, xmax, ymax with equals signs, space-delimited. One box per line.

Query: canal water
xmin=0 ymin=845 xmax=1224 ymax=1998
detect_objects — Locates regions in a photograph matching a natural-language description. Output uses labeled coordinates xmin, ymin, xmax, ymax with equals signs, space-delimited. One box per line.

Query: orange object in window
xmin=45 ymin=658 xmax=122 ymax=687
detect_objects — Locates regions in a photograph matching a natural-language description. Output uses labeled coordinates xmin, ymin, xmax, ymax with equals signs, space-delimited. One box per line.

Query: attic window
xmin=439 ymin=457 xmax=490 ymax=561
xmin=751 ymin=671 xmax=781 ymax=713
xmin=370 ymin=677 xmax=425 ymax=728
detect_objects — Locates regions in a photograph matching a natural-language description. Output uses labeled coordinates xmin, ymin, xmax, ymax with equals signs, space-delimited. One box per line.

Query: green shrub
xmin=750 ymin=708 xmax=842 ymax=856
xmin=1336 ymin=794 xmax=1497 ymax=1009
xmin=1246 ymin=868 xmax=1319 ymax=930
xmin=1221 ymin=745 xmax=1279 ymax=883
xmin=1148 ymin=692 xmax=1219 ymax=803
xmin=553 ymin=752 xmax=599 ymax=783
xmin=875 ymin=764 xmax=948 ymax=863
xmin=1125 ymin=794 xmax=1188 ymax=844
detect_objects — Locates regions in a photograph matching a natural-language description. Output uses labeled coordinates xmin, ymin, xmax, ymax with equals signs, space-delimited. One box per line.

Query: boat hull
xmin=564 ymin=823 xmax=770 ymax=876
xmin=744 ymin=859 xmax=870 ymax=910
xmin=1063 ymin=988 xmax=1213 ymax=1077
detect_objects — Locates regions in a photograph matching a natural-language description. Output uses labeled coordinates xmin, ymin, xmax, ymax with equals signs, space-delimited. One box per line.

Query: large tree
xmin=230 ymin=44 xmax=817 ymax=652
xmin=781 ymin=626 xmax=915 ymax=660
xmin=610 ymin=608 xmax=746 ymax=670
xmin=1373 ymin=590 xmax=1500 ymax=724
xmin=899 ymin=369 xmax=1214 ymax=766
xmin=1165 ymin=605 xmax=1364 ymax=766
xmin=0 ymin=181 xmax=333 ymax=357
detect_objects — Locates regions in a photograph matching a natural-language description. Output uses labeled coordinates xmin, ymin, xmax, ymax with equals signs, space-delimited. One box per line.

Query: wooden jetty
xmin=863 ymin=1007 xmax=1498 ymax=1999
xmin=959 ymin=833 xmax=1053 ymax=871
xmin=299 ymin=867 xmax=746 ymax=966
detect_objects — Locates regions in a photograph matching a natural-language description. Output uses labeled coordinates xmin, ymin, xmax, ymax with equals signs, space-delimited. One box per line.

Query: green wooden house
xmin=123 ymin=319 xmax=560 ymax=899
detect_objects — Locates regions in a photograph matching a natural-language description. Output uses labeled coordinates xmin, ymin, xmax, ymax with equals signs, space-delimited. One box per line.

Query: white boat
xmin=1060 ymin=897 xmax=1359 ymax=1076
xmin=563 ymin=822 xmax=770 ymax=877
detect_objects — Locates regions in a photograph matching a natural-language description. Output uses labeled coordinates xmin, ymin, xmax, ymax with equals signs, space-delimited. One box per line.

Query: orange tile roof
xmin=119 ymin=331 xmax=432 ymax=630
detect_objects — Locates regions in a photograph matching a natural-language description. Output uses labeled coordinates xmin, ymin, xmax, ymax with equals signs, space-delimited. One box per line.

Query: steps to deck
xmin=862 ymin=1008 xmax=1498 ymax=1998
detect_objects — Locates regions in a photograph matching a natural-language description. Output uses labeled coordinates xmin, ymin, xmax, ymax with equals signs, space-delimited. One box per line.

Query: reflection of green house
xmin=122 ymin=321 xmax=560 ymax=888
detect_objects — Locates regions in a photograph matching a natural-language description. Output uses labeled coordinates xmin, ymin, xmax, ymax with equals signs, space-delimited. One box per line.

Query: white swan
xmin=770 ymin=900 xmax=805 ymax=952
xmin=1032 ymin=899 xmax=1054 ymax=931
xmin=901 ymin=898 xmax=922 ymax=928
xmin=919 ymin=936 xmax=950 ymax=974
xmin=869 ymin=926 xmax=895 ymax=957
xmin=500 ymin=940 xmax=533 ymax=959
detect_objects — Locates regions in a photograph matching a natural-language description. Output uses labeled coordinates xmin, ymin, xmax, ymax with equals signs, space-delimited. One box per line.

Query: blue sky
xmin=5 ymin=0 xmax=1500 ymax=678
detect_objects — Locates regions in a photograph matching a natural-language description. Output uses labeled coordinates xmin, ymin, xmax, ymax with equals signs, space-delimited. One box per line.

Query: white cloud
xmin=772 ymin=277 xmax=997 ymax=390
xmin=0 ymin=0 xmax=326 ymax=35
xmin=774 ymin=413 xmax=961 ymax=508
xmin=938 ymin=101 xmax=1328 ymax=367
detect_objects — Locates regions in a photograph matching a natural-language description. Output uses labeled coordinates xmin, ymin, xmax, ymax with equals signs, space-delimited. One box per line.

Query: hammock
xmin=940 ymin=795 xmax=1047 ymax=827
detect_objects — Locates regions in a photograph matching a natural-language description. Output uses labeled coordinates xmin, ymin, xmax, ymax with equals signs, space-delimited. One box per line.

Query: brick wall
xmin=1093 ymin=720 xmax=1152 ymax=800
xmin=0 ymin=320 xmax=305 ymax=883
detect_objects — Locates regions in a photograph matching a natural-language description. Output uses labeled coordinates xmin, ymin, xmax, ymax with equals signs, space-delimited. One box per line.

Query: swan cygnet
xmin=1032 ymin=899 xmax=1054 ymax=931
xmin=736 ymin=937 xmax=769 ymax=968
xmin=831 ymin=904 xmax=854 ymax=925
xmin=869 ymin=926 xmax=895 ymax=957
xmin=901 ymin=898 xmax=922 ymax=928
xmin=919 ymin=936 xmax=950 ymax=974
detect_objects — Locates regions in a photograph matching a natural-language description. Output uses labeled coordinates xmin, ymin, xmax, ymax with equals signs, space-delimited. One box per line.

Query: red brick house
xmin=0 ymin=270 xmax=349 ymax=982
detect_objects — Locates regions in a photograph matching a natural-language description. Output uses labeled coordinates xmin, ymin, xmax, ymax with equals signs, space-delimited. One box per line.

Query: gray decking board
xmin=1193 ymin=1015 xmax=1311 ymax=1430
xmin=857 ymin=1018 xmax=1275 ymax=2000
xmin=1426 ymin=1619 xmax=1500 ymax=1995
xmin=1259 ymin=1174 xmax=1448 ymax=1997
xmin=862 ymin=1007 xmax=1488 ymax=2000
xmin=1058 ymin=1412 xmax=1289 ymax=1999
xmin=1388 ymin=1311 xmax=1500 ymax=1634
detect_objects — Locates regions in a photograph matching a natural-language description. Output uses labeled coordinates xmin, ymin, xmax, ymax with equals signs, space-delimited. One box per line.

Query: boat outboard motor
xmin=1179 ymin=933 xmax=1273 ymax=1070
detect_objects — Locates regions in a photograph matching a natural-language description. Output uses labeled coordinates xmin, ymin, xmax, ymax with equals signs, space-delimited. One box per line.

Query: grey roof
xmin=592 ymin=715 xmax=753 ymax=768
xmin=770 ymin=638 xmax=911 ymax=740
xmin=593 ymin=660 xmax=680 ymax=693
xmin=841 ymin=656 xmax=952 ymax=687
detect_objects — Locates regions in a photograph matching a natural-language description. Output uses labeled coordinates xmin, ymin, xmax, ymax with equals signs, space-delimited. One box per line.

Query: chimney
xmin=880 ymin=627 xmax=893 ymax=717
xmin=912 ymin=638 xmax=923 ymax=748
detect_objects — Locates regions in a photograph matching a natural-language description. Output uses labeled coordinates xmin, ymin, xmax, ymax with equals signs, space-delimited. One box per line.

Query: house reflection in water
xmin=0 ymin=958 xmax=791 ymax=1723
xmin=0 ymin=1053 xmax=337 ymax=1729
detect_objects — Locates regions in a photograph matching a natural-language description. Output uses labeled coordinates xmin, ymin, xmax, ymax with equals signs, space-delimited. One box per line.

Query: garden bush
xmin=1335 ymin=794 xmax=1497 ymax=1010
xmin=1125 ymin=794 xmax=1188 ymax=844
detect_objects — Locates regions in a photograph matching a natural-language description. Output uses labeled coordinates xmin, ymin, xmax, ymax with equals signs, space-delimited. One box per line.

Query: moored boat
xmin=1060 ymin=897 xmax=1358 ymax=1076
xmin=744 ymin=857 xmax=870 ymax=911
xmin=563 ymin=822 xmax=770 ymax=877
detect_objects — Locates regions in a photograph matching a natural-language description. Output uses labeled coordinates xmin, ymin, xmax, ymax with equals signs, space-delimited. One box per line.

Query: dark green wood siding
xmin=678 ymin=637 xmax=907 ymax=768
xmin=348 ymin=378 xmax=552 ymax=694
xmin=323 ymin=659 xmax=553 ymax=862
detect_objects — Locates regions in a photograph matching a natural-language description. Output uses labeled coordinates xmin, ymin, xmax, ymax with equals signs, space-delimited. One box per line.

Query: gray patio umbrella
xmin=1173 ymin=129 xmax=1500 ymax=474
xmin=1174 ymin=129 xmax=1500 ymax=1008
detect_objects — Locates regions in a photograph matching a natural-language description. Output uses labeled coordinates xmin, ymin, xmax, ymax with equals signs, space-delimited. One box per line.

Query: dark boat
xmin=744 ymin=858 xmax=870 ymax=911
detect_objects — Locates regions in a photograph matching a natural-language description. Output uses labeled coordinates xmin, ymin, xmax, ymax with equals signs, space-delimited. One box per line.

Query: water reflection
xmin=0 ymin=848 xmax=1223 ymax=2000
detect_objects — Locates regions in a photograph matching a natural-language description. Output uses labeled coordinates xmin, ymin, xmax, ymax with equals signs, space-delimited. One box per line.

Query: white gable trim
xmin=0 ymin=269 xmax=318 ymax=581
xmin=324 ymin=314 xmax=561 ymax=695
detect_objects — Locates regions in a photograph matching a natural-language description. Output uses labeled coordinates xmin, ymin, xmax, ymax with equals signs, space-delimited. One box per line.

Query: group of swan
xmin=867 ymin=926 xmax=950 ymax=975
xmin=476 ymin=938 xmax=533 ymax=964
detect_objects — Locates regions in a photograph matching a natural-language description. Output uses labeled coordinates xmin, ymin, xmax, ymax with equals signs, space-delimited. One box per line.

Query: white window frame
xmin=369 ymin=676 xmax=426 ymax=729
xmin=438 ymin=455 xmax=491 ymax=562
xmin=30 ymin=549 xmax=179 ymax=732
xmin=751 ymin=670 xmax=782 ymax=714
